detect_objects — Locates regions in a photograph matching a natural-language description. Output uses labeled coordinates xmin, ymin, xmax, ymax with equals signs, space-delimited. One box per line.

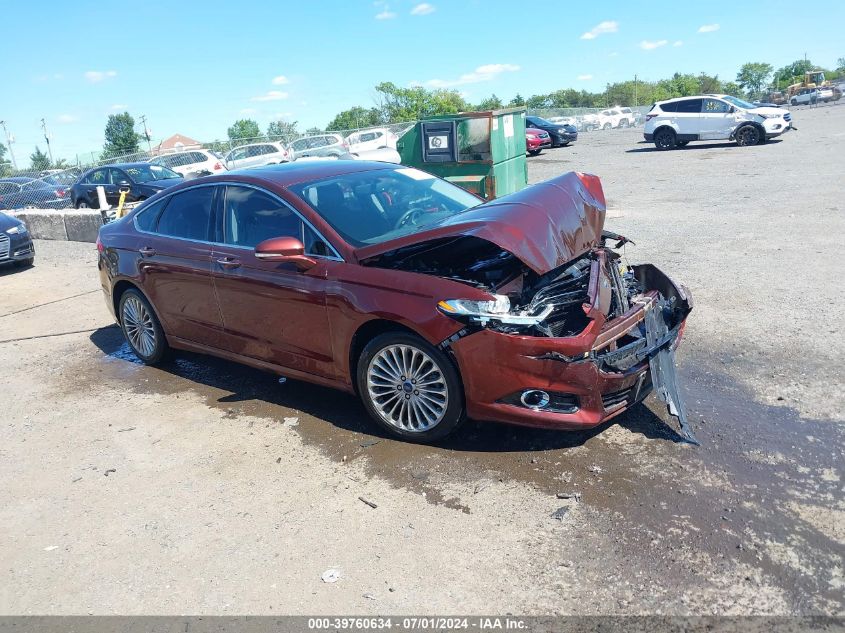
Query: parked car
xmin=149 ymin=149 xmax=227 ymax=178
xmin=71 ymin=163 xmax=183 ymax=209
xmin=0 ymin=211 xmax=35 ymax=268
xmin=790 ymin=87 xmax=833 ymax=105
xmin=348 ymin=147 xmax=402 ymax=163
xmin=223 ymin=142 xmax=290 ymax=171
xmin=595 ymin=107 xmax=636 ymax=129
xmin=525 ymin=116 xmax=578 ymax=147
xmin=525 ymin=127 xmax=552 ymax=155
xmin=0 ymin=177 xmax=72 ymax=210
xmin=97 ymin=162 xmax=694 ymax=444
xmin=287 ymin=134 xmax=348 ymax=160
xmin=345 ymin=128 xmax=398 ymax=154
xmin=643 ymin=94 xmax=792 ymax=150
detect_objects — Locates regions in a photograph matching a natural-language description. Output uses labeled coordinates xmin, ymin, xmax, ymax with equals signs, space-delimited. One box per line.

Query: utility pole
xmin=634 ymin=74 xmax=638 ymax=107
xmin=139 ymin=115 xmax=152 ymax=152
xmin=0 ymin=120 xmax=17 ymax=170
xmin=40 ymin=118 xmax=54 ymax=165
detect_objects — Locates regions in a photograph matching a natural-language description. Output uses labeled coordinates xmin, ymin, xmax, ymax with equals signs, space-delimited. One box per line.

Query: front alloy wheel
xmin=654 ymin=128 xmax=677 ymax=150
xmin=119 ymin=289 xmax=169 ymax=364
xmin=735 ymin=125 xmax=761 ymax=146
xmin=358 ymin=332 xmax=464 ymax=442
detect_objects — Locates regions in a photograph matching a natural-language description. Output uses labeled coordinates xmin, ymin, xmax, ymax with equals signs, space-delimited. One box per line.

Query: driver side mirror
xmin=254 ymin=236 xmax=317 ymax=271
xmin=728 ymin=106 xmax=736 ymax=113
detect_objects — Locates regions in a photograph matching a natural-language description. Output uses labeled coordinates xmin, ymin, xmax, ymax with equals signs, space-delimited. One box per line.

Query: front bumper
xmin=551 ymin=131 xmax=577 ymax=145
xmin=450 ymin=262 xmax=691 ymax=431
xmin=0 ymin=232 xmax=35 ymax=264
xmin=763 ymin=118 xmax=791 ymax=137
xmin=527 ymin=138 xmax=552 ymax=151
xmin=643 ymin=132 xmax=654 ymax=141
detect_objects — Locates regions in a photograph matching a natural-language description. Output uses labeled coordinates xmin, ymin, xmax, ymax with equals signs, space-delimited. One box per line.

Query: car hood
xmin=749 ymin=106 xmax=784 ymax=116
xmin=355 ymin=171 xmax=606 ymax=275
xmin=0 ymin=211 xmax=23 ymax=232
xmin=142 ymin=178 xmax=183 ymax=189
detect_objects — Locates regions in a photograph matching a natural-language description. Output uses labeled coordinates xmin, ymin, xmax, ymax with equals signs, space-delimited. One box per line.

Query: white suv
xmin=149 ymin=149 xmax=226 ymax=177
xmin=223 ymin=142 xmax=290 ymax=170
xmin=643 ymin=94 xmax=792 ymax=150
xmin=344 ymin=128 xmax=398 ymax=153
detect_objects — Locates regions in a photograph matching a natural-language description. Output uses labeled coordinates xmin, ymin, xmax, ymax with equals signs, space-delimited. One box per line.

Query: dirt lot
xmin=1 ymin=105 xmax=843 ymax=616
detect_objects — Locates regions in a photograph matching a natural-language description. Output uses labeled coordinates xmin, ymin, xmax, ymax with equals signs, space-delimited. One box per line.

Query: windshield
xmin=124 ymin=165 xmax=181 ymax=183
xmin=528 ymin=116 xmax=553 ymax=127
xmin=722 ymin=95 xmax=757 ymax=110
xmin=290 ymin=167 xmax=482 ymax=247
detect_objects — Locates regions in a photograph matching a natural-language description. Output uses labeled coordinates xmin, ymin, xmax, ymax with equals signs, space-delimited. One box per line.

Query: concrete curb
xmin=9 ymin=209 xmax=104 ymax=243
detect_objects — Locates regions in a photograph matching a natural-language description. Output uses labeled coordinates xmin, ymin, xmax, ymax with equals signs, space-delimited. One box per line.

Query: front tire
xmin=527 ymin=149 xmax=541 ymax=156
xmin=603 ymin=123 xmax=611 ymax=130
xmin=654 ymin=128 xmax=677 ymax=150
xmin=76 ymin=200 xmax=91 ymax=209
xmin=735 ymin=124 xmax=761 ymax=147
xmin=357 ymin=332 xmax=465 ymax=443
xmin=118 ymin=289 xmax=169 ymax=364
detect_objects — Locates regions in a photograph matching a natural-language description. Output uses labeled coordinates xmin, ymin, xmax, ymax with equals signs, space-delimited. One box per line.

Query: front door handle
xmin=216 ymin=256 xmax=241 ymax=270
xmin=139 ymin=246 xmax=156 ymax=257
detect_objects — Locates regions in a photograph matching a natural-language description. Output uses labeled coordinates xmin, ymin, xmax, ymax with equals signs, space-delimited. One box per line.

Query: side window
xmin=156 ymin=187 xmax=214 ymax=241
xmin=88 ymin=169 xmax=108 ymax=184
xmin=189 ymin=152 xmax=205 ymax=164
xmin=110 ymin=168 xmax=129 ymax=185
xmin=291 ymin=139 xmax=306 ymax=151
xmin=703 ymin=99 xmax=729 ymax=113
xmin=134 ymin=198 xmax=167 ymax=232
xmin=676 ymin=99 xmax=703 ymax=113
xmin=0 ymin=183 xmax=17 ymax=195
xmin=660 ymin=102 xmax=677 ymax=113
xmin=303 ymin=224 xmax=332 ymax=257
xmin=223 ymin=185 xmax=303 ymax=248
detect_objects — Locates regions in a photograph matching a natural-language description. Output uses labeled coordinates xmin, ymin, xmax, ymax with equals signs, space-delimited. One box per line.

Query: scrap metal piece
xmin=644 ymin=301 xmax=699 ymax=445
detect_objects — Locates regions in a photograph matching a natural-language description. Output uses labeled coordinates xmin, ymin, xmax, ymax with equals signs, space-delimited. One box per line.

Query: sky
xmin=1 ymin=0 xmax=842 ymax=164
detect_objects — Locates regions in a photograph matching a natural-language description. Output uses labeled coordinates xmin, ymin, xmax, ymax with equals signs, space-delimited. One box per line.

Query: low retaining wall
xmin=9 ymin=209 xmax=106 ymax=243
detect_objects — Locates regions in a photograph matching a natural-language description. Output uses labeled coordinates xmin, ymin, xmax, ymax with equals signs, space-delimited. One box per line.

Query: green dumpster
xmin=397 ymin=107 xmax=528 ymax=200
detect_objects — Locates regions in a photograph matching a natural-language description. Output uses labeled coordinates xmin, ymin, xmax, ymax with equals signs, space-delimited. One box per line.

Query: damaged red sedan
xmin=97 ymin=161 xmax=695 ymax=443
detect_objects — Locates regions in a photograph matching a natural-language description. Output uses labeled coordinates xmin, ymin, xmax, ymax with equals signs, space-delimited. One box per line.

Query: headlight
xmin=6 ymin=224 xmax=27 ymax=235
xmin=759 ymin=113 xmax=782 ymax=119
xmin=438 ymin=295 xmax=554 ymax=326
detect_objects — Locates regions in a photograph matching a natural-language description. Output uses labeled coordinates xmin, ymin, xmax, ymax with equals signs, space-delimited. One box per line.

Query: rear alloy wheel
xmin=735 ymin=125 xmax=761 ymax=147
xmin=603 ymin=123 xmax=611 ymax=130
xmin=654 ymin=128 xmax=677 ymax=150
xmin=790 ymin=99 xmax=798 ymax=106
xmin=358 ymin=332 xmax=465 ymax=443
xmin=119 ymin=289 xmax=169 ymax=364
xmin=76 ymin=200 xmax=90 ymax=209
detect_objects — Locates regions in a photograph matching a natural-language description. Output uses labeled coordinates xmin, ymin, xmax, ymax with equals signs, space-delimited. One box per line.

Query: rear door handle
xmin=216 ymin=256 xmax=241 ymax=270
xmin=139 ymin=246 xmax=156 ymax=257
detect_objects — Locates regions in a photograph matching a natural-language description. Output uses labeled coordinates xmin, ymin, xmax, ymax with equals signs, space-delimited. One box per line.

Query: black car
xmin=0 ymin=211 xmax=35 ymax=268
xmin=0 ymin=177 xmax=72 ymax=210
xmin=525 ymin=116 xmax=578 ymax=147
xmin=71 ymin=163 xmax=183 ymax=209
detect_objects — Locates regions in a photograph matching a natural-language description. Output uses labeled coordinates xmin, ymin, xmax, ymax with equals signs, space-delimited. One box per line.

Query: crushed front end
xmin=437 ymin=234 xmax=696 ymax=442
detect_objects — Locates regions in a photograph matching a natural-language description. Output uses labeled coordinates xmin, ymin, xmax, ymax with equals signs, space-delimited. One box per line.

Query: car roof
xmin=178 ymin=160 xmax=399 ymax=189
xmin=0 ymin=176 xmax=37 ymax=183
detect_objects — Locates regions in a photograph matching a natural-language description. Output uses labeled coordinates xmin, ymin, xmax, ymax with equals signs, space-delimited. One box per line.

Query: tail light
xmin=56 ymin=189 xmax=66 ymax=197
xmin=645 ymin=114 xmax=658 ymax=121
xmin=96 ymin=236 xmax=104 ymax=253
xmin=213 ymin=162 xmax=223 ymax=170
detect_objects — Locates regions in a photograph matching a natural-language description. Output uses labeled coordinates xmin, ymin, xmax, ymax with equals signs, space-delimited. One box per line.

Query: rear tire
xmin=654 ymin=128 xmax=677 ymax=150
xmin=76 ymin=200 xmax=90 ymax=209
xmin=735 ymin=124 xmax=761 ymax=147
xmin=356 ymin=332 xmax=465 ymax=443
xmin=118 ymin=289 xmax=170 ymax=365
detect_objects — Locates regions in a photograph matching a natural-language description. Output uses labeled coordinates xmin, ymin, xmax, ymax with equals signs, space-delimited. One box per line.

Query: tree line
xmin=1 ymin=56 xmax=841 ymax=173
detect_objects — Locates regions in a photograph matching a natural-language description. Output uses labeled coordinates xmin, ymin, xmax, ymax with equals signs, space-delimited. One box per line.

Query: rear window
xmin=155 ymin=187 xmax=214 ymax=241
xmin=134 ymin=198 xmax=166 ymax=232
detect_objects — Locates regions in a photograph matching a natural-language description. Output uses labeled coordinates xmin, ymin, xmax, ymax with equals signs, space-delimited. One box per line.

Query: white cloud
xmin=580 ymin=20 xmax=618 ymax=40
xmin=411 ymin=2 xmax=435 ymax=15
xmin=425 ymin=63 xmax=520 ymax=88
xmin=271 ymin=75 xmax=290 ymax=85
xmin=250 ymin=90 xmax=289 ymax=102
xmin=698 ymin=23 xmax=720 ymax=33
xmin=57 ymin=114 xmax=77 ymax=124
xmin=110 ymin=104 xmax=127 ymax=110
xmin=239 ymin=108 xmax=257 ymax=115
xmin=673 ymin=40 xmax=683 ymax=47
xmin=84 ymin=70 xmax=117 ymax=83
xmin=577 ymin=74 xmax=593 ymax=81
xmin=375 ymin=9 xmax=396 ymax=19
xmin=640 ymin=39 xmax=668 ymax=50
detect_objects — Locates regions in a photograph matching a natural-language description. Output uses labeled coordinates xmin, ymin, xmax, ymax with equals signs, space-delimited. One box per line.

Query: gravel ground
xmin=0 ymin=104 xmax=842 ymax=616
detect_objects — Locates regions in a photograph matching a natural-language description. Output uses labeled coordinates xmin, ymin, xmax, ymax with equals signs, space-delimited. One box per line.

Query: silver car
xmin=224 ymin=142 xmax=290 ymax=170
xmin=287 ymin=134 xmax=347 ymax=161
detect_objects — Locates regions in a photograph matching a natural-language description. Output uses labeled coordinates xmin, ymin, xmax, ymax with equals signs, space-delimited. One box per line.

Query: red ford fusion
xmin=97 ymin=161 xmax=695 ymax=443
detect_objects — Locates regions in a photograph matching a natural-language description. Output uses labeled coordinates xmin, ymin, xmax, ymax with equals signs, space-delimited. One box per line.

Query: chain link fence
xmin=527 ymin=105 xmax=653 ymax=131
